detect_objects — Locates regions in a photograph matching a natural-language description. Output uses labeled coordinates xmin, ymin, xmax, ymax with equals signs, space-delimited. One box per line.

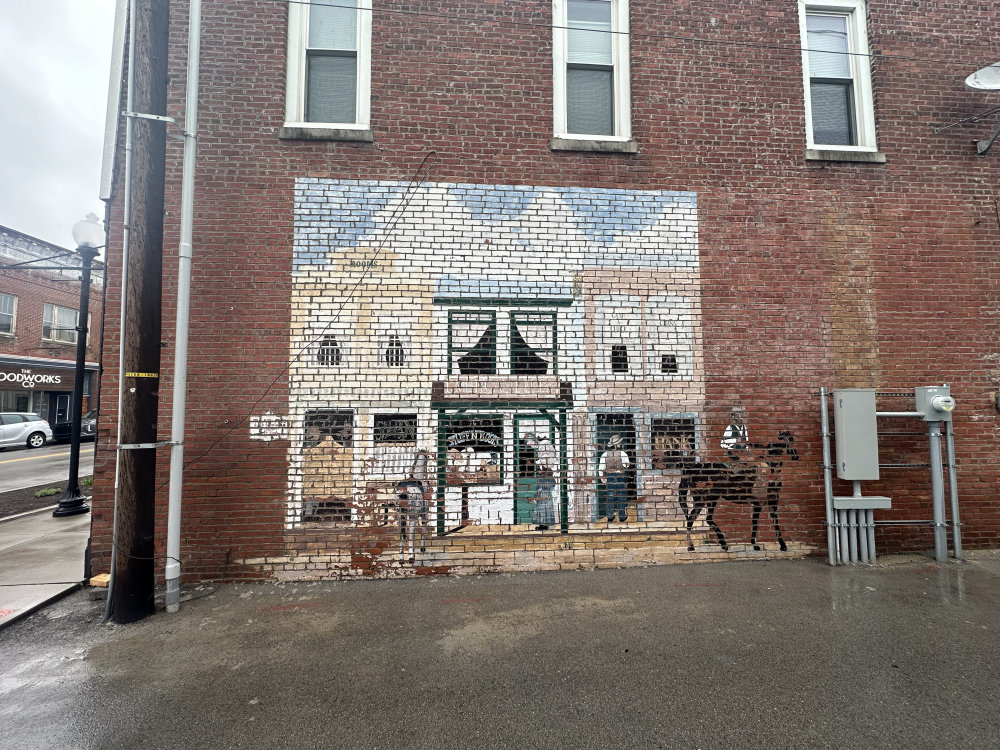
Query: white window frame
xmin=0 ymin=293 xmax=16 ymax=336
xmin=285 ymin=0 xmax=372 ymax=131
xmin=798 ymin=0 xmax=877 ymax=152
xmin=552 ymin=0 xmax=631 ymax=142
xmin=42 ymin=303 xmax=83 ymax=345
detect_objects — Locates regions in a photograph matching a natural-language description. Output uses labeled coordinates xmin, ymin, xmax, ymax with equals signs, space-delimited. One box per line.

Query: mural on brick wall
xmin=275 ymin=178 xmax=796 ymax=573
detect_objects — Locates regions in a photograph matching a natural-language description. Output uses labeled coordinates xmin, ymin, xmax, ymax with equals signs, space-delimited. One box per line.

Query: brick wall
xmin=91 ymin=0 xmax=1000 ymax=582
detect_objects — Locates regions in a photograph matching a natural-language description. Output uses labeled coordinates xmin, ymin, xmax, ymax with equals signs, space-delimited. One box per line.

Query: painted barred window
xmin=317 ymin=334 xmax=343 ymax=367
xmin=448 ymin=311 xmax=497 ymax=375
xmin=650 ymin=417 xmax=696 ymax=470
xmin=383 ymin=334 xmax=406 ymax=367
xmin=373 ymin=413 xmax=417 ymax=444
xmin=0 ymin=293 xmax=15 ymax=335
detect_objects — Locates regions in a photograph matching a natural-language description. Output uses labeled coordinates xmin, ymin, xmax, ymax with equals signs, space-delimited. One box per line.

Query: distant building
xmin=0 ymin=225 xmax=103 ymax=431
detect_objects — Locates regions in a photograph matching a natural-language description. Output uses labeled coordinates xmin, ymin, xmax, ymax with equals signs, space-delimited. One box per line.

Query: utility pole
xmin=110 ymin=0 xmax=168 ymax=624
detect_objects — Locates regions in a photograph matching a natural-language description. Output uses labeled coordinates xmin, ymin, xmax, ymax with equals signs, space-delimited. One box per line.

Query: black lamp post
xmin=53 ymin=213 xmax=103 ymax=518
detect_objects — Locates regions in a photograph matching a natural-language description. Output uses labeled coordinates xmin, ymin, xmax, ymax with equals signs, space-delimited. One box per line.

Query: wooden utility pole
xmin=111 ymin=0 xmax=168 ymax=624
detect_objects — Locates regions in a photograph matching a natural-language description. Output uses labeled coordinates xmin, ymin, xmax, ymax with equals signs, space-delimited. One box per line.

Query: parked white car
xmin=0 ymin=413 xmax=53 ymax=449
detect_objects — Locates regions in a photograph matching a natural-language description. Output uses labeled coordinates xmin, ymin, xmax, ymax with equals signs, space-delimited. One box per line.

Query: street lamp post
xmin=53 ymin=213 xmax=103 ymax=518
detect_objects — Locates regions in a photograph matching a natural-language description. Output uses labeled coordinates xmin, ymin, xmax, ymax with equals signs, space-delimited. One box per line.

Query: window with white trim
xmin=553 ymin=0 xmax=631 ymax=140
xmin=798 ymin=1 xmax=876 ymax=150
xmin=285 ymin=0 xmax=372 ymax=130
xmin=42 ymin=303 xmax=80 ymax=345
xmin=596 ymin=295 xmax=693 ymax=379
xmin=0 ymin=294 xmax=15 ymax=335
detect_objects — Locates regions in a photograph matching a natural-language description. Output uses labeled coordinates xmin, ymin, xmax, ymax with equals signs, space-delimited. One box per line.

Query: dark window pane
xmin=650 ymin=417 xmax=696 ymax=470
xmin=373 ymin=414 xmax=417 ymax=444
xmin=457 ymin=325 xmax=496 ymax=375
xmin=384 ymin=335 xmax=405 ymax=367
xmin=510 ymin=323 xmax=550 ymax=375
xmin=307 ymin=54 xmax=357 ymax=123
xmin=810 ymin=81 xmax=854 ymax=145
xmin=303 ymin=410 xmax=353 ymax=448
xmin=610 ymin=344 xmax=629 ymax=373
xmin=660 ymin=354 xmax=678 ymax=374
xmin=567 ymin=67 xmax=613 ymax=136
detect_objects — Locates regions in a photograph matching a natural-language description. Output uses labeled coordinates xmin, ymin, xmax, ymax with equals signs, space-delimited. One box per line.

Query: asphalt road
xmin=1 ymin=554 xmax=999 ymax=749
xmin=0 ymin=441 xmax=95 ymax=492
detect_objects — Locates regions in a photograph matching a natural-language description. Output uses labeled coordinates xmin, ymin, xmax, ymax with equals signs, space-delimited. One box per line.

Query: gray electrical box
xmin=914 ymin=385 xmax=955 ymax=422
xmin=833 ymin=389 xmax=880 ymax=480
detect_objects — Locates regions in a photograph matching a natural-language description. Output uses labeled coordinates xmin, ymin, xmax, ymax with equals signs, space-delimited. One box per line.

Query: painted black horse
xmin=678 ymin=431 xmax=797 ymax=552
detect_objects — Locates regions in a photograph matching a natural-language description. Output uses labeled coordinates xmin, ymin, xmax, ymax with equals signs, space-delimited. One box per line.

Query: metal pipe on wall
xmin=838 ymin=510 xmax=849 ymax=564
xmin=945 ymin=421 xmax=963 ymax=560
xmin=848 ymin=510 xmax=858 ymax=563
xmin=928 ymin=421 xmax=948 ymax=563
xmin=858 ymin=513 xmax=869 ymax=562
xmin=866 ymin=510 xmax=876 ymax=562
xmin=165 ymin=0 xmax=202 ymax=614
xmin=820 ymin=388 xmax=838 ymax=566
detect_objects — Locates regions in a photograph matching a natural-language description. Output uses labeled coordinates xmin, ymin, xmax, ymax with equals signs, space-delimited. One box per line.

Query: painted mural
xmin=271 ymin=178 xmax=799 ymax=575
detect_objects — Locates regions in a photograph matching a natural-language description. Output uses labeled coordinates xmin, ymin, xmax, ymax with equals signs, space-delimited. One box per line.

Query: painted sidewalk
xmin=0 ymin=508 xmax=89 ymax=629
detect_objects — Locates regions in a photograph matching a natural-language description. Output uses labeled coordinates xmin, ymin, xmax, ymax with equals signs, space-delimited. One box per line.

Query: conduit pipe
xmin=165 ymin=0 xmax=202 ymax=614
xmin=819 ymin=388 xmax=838 ymax=566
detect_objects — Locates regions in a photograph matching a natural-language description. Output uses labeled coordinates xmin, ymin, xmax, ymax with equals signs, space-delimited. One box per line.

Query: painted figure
xmin=598 ymin=434 xmax=630 ymax=522
xmin=397 ymin=449 xmax=431 ymax=563
xmin=532 ymin=434 xmax=557 ymax=530
xmin=720 ymin=401 xmax=749 ymax=459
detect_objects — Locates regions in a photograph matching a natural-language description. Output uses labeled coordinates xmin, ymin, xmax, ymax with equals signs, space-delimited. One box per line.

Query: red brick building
xmin=93 ymin=0 xmax=1000 ymax=582
xmin=0 ymin=225 xmax=103 ymax=431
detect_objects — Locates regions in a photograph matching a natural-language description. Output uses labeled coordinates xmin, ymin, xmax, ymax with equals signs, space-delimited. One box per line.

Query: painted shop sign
xmin=249 ymin=412 xmax=290 ymax=441
xmin=0 ymin=368 xmax=74 ymax=390
xmin=446 ymin=418 xmax=503 ymax=485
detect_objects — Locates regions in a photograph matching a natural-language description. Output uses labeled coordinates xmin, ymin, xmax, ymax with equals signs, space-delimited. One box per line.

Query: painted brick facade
xmin=92 ymin=0 xmax=1000 ymax=581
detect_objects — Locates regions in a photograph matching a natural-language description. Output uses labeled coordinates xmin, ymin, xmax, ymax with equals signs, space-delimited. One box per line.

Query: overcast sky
xmin=0 ymin=0 xmax=117 ymax=249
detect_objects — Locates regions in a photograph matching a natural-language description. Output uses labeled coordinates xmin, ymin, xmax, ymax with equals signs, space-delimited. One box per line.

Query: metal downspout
xmin=819 ymin=388 xmax=837 ymax=565
xmin=928 ymin=421 xmax=948 ymax=563
xmin=165 ymin=0 xmax=202 ymax=614
xmin=945 ymin=421 xmax=962 ymax=560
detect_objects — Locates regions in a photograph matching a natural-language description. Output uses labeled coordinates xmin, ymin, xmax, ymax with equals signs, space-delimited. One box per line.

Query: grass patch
xmin=82 ymin=476 xmax=94 ymax=487
xmin=34 ymin=487 xmax=60 ymax=498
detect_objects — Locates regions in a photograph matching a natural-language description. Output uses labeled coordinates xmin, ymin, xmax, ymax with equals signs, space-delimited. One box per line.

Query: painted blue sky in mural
xmin=293 ymin=179 xmax=697 ymax=269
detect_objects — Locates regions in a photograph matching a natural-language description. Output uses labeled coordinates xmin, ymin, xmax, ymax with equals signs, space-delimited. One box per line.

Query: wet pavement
xmin=0 ymin=509 xmax=88 ymax=628
xmin=1 ymin=552 xmax=998 ymax=750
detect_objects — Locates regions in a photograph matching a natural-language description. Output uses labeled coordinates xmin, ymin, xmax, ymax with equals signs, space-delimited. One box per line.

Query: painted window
xmin=553 ymin=0 xmax=631 ymax=140
xmin=0 ymin=293 xmax=15 ymax=335
xmin=373 ymin=413 xmax=418 ymax=475
xmin=42 ymin=303 xmax=79 ymax=344
xmin=448 ymin=311 xmax=497 ymax=375
xmin=510 ymin=312 xmax=556 ymax=375
xmin=285 ymin=0 xmax=372 ymax=129
xmin=597 ymin=295 xmax=693 ymax=378
xmin=317 ymin=334 xmax=343 ymax=366
xmin=596 ymin=295 xmax=642 ymax=377
xmin=445 ymin=416 xmax=503 ymax=486
xmin=650 ymin=417 xmax=696 ymax=470
xmin=798 ymin=1 xmax=877 ymax=150
xmin=303 ymin=409 xmax=353 ymax=448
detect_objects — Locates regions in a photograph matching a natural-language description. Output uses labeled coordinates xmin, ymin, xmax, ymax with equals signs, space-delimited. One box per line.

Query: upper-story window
xmin=798 ymin=1 xmax=877 ymax=152
xmin=317 ymin=334 xmax=343 ymax=367
xmin=42 ymin=303 xmax=80 ymax=345
xmin=446 ymin=309 xmax=559 ymax=376
xmin=553 ymin=0 xmax=631 ymax=141
xmin=285 ymin=0 xmax=372 ymax=131
xmin=0 ymin=293 xmax=16 ymax=335
xmin=595 ymin=295 xmax=693 ymax=379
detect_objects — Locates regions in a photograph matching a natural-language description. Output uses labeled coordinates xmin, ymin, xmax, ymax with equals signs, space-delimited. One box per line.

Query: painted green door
xmin=514 ymin=416 xmax=552 ymax=523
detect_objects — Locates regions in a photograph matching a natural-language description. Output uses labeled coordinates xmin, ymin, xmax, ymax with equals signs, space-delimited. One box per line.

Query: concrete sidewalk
xmin=0 ymin=508 xmax=89 ymax=629
xmin=2 ymin=551 xmax=999 ymax=749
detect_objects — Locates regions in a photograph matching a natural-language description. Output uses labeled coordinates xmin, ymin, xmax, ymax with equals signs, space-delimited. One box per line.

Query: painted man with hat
xmin=598 ymin=434 xmax=631 ymax=523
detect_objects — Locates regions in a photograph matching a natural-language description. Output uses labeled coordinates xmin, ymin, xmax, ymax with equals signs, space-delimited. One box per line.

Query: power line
xmin=268 ymin=0 xmax=995 ymax=71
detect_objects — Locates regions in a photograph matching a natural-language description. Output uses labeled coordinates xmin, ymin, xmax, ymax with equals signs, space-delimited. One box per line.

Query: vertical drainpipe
xmin=819 ymin=388 xmax=837 ymax=565
xmin=944 ymin=421 xmax=962 ymax=560
xmin=165 ymin=0 xmax=202 ymax=613
xmin=928 ymin=420 xmax=948 ymax=564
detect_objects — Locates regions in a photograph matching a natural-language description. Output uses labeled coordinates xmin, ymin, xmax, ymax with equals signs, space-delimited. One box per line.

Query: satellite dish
xmin=966 ymin=62 xmax=1000 ymax=90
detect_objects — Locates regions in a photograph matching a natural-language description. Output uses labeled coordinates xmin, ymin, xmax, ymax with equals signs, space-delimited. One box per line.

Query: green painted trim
xmin=559 ymin=407 xmax=569 ymax=534
xmin=434 ymin=297 xmax=574 ymax=307
xmin=436 ymin=410 xmax=447 ymax=536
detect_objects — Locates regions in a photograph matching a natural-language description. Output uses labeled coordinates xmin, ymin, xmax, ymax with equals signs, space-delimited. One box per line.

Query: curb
xmin=0 ymin=582 xmax=84 ymax=632
xmin=0 ymin=505 xmax=60 ymax=524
